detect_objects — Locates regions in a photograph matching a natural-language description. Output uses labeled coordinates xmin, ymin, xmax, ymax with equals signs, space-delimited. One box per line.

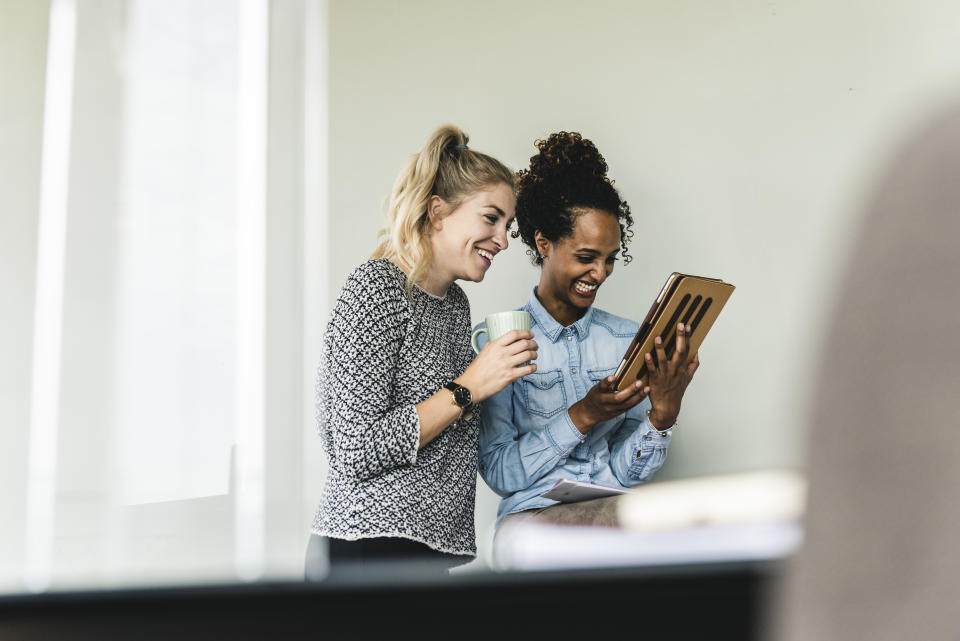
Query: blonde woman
xmin=306 ymin=125 xmax=538 ymax=577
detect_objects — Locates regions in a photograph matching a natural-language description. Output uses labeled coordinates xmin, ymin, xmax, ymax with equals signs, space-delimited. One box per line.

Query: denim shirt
xmin=476 ymin=287 xmax=673 ymax=527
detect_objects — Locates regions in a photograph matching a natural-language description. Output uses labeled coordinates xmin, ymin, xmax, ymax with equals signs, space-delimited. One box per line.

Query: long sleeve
xmin=312 ymin=259 xmax=480 ymax=557
xmin=317 ymin=268 xmax=420 ymax=482
xmin=478 ymin=382 xmax=586 ymax=497
xmin=606 ymin=397 xmax=672 ymax=487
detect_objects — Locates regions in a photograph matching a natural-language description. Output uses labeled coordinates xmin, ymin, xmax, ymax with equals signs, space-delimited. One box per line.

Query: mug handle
xmin=470 ymin=327 xmax=488 ymax=354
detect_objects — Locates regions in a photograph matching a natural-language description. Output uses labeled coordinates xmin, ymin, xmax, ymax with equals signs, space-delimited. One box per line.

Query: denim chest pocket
xmin=587 ymin=366 xmax=618 ymax=387
xmin=518 ymin=368 xmax=567 ymax=418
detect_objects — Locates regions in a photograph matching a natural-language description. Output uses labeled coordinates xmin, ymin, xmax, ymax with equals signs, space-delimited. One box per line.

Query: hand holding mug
xmin=459 ymin=311 xmax=537 ymax=402
xmin=471 ymin=311 xmax=535 ymax=366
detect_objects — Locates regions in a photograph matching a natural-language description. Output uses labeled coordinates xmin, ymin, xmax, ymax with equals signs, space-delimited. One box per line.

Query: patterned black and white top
xmin=311 ymin=258 xmax=480 ymax=558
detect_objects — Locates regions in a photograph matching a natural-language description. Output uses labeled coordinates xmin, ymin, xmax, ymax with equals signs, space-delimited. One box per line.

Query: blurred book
xmin=493 ymin=469 xmax=806 ymax=572
xmin=616 ymin=468 xmax=806 ymax=532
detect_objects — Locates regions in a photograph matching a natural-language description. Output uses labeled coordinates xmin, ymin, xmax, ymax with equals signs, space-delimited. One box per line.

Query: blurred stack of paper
xmin=616 ymin=468 xmax=806 ymax=531
xmin=492 ymin=469 xmax=806 ymax=572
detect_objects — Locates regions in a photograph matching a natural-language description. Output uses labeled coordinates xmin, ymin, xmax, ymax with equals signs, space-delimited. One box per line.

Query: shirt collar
xmin=524 ymin=286 xmax=594 ymax=343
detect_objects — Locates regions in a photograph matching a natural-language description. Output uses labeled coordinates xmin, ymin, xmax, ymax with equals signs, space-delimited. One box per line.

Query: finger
xmin=654 ymin=336 xmax=668 ymax=372
xmin=512 ymin=362 xmax=537 ymax=379
xmin=655 ymin=335 xmax=667 ymax=365
xmin=672 ymin=322 xmax=688 ymax=364
xmin=595 ymin=376 xmax=618 ymax=392
xmin=495 ymin=329 xmax=532 ymax=345
xmin=508 ymin=346 xmax=533 ymax=363
xmin=591 ymin=379 xmax=628 ymax=402
xmin=686 ymin=352 xmax=700 ymax=376
xmin=505 ymin=338 xmax=538 ymax=356
xmin=607 ymin=375 xmax=619 ymax=392
xmin=644 ymin=351 xmax=657 ymax=380
xmin=617 ymin=386 xmax=648 ymax=406
xmin=593 ymin=375 xmax=614 ymax=393
xmin=610 ymin=381 xmax=648 ymax=405
xmin=614 ymin=385 xmax=647 ymax=412
xmin=509 ymin=349 xmax=537 ymax=367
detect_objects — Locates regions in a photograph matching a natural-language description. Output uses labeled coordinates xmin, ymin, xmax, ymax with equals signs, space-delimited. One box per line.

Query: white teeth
xmin=476 ymin=248 xmax=494 ymax=261
xmin=574 ymin=280 xmax=598 ymax=294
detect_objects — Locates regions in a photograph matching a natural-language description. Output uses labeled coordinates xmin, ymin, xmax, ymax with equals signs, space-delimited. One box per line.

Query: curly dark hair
xmin=513 ymin=131 xmax=634 ymax=266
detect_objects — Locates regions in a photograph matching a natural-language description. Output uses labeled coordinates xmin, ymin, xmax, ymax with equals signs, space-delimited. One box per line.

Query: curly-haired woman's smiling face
xmin=535 ymin=208 xmax=621 ymax=326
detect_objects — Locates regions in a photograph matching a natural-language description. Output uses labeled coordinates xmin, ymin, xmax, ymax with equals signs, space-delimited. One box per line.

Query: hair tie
xmin=454 ymin=144 xmax=469 ymax=150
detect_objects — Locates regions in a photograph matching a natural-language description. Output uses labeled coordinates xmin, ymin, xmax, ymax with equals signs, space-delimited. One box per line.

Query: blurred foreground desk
xmin=2 ymin=471 xmax=800 ymax=639
xmin=0 ymin=557 xmax=783 ymax=640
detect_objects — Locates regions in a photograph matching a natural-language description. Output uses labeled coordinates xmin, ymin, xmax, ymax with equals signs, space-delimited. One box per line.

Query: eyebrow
xmin=484 ymin=205 xmax=515 ymax=226
xmin=576 ymin=248 xmax=620 ymax=256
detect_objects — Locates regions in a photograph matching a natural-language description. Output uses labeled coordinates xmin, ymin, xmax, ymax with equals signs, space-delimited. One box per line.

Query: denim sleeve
xmin=607 ymin=399 xmax=672 ymax=486
xmin=478 ymin=382 xmax=586 ymax=497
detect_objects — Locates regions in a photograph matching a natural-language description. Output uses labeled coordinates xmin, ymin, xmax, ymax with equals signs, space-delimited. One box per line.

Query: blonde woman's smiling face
xmin=428 ymin=181 xmax=517 ymax=288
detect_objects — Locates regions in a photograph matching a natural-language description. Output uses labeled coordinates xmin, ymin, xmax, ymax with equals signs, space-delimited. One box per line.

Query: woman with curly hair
xmin=476 ymin=131 xmax=699 ymax=543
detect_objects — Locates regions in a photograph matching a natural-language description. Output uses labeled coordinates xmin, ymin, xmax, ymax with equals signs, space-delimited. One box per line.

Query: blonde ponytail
xmin=371 ymin=125 xmax=515 ymax=292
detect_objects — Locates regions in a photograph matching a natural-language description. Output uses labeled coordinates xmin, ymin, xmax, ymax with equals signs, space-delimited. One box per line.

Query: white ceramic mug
xmin=471 ymin=310 xmax=532 ymax=364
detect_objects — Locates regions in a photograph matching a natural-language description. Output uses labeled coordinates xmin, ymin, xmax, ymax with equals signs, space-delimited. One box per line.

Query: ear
xmin=426 ymin=195 xmax=446 ymax=231
xmin=533 ymin=230 xmax=552 ymax=259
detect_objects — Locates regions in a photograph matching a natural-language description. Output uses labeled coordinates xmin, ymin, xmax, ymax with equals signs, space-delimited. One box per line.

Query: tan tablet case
xmin=612 ymin=273 xmax=735 ymax=392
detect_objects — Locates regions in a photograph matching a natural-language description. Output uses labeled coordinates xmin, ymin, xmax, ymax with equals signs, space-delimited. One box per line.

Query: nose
xmin=493 ymin=225 xmax=508 ymax=250
xmin=592 ymin=260 xmax=609 ymax=284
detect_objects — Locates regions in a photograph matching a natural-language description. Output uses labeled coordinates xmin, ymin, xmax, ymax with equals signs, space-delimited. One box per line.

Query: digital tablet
xmin=612 ymin=273 xmax=735 ymax=392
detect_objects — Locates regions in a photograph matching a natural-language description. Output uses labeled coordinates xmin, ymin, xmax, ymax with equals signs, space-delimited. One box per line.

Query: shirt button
xmin=567 ymin=335 xmax=573 ymax=341
xmin=571 ymin=368 xmax=578 ymax=374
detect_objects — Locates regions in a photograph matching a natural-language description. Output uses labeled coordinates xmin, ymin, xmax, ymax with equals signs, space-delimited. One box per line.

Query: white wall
xmin=324 ymin=0 xmax=960 ymax=571
xmin=0 ymin=0 xmax=49 ymax=591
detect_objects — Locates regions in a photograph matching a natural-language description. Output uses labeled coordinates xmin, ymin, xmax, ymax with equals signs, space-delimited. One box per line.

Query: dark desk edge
xmin=0 ymin=559 xmax=786 ymax=640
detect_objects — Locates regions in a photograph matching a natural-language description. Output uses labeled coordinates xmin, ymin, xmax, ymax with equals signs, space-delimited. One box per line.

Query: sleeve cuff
xmin=624 ymin=417 xmax=671 ymax=478
xmin=544 ymin=409 xmax=587 ymax=457
xmin=637 ymin=415 xmax=673 ymax=451
xmin=405 ymin=403 xmax=421 ymax=465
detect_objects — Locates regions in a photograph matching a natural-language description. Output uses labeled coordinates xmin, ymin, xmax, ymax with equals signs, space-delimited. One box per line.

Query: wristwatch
xmin=444 ymin=381 xmax=474 ymax=421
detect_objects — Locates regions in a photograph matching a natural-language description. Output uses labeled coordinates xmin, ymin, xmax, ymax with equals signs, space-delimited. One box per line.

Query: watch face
xmin=453 ymin=386 xmax=472 ymax=407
